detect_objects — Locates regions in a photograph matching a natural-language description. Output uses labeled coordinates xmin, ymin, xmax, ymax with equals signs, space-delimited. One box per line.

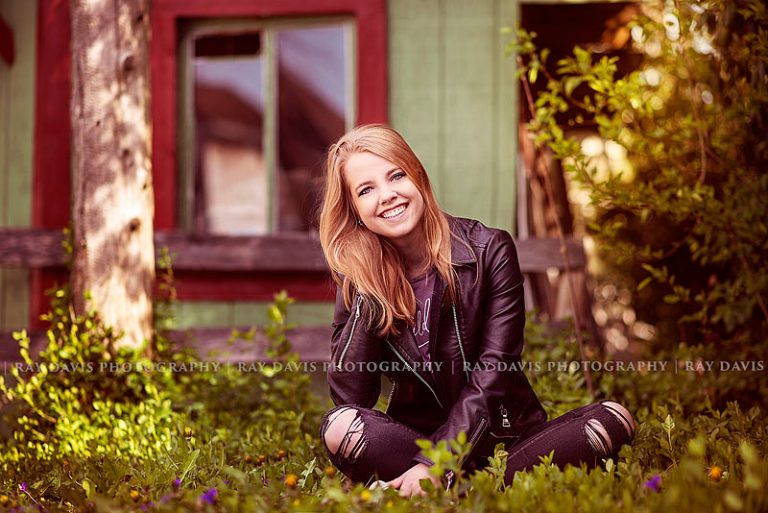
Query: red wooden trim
xmin=33 ymin=0 xmax=70 ymax=230
xmin=0 ymin=14 xmax=14 ymax=66
xmin=175 ymin=272 xmax=336 ymax=302
xmin=31 ymin=0 xmax=71 ymax=329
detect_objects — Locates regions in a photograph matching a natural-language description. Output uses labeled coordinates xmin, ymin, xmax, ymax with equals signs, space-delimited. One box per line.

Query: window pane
xmin=277 ymin=25 xmax=351 ymax=232
xmin=193 ymin=32 xmax=267 ymax=235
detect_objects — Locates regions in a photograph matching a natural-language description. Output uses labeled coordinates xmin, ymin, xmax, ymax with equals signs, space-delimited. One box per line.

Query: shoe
xmin=368 ymin=480 xmax=391 ymax=490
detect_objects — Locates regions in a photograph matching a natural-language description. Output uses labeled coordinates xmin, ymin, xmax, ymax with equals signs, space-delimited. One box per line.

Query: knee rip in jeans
xmin=584 ymin=401 xmax=636 ymax=457
xmin=323 ymin=407 xmax=368 ymax=463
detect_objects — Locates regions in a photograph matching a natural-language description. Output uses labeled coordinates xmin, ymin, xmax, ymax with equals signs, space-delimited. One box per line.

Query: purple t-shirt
xmin=409 ymin=269 xmax=436 ymax=362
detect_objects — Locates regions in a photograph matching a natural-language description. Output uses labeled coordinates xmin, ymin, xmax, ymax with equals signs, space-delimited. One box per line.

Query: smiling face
xmin=343 ymin=151 xmax=426 ymax=250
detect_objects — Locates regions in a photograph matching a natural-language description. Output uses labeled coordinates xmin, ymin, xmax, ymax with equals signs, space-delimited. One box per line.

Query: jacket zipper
xmin=385 ymin=341 xmax=444 ymax=409
xmin=464 ymin=417 xmax=488 ymax=464
xmin=451 ymin=303 xmax=471 ymax=382
xmin=385 ymin=379 xmax=398 ymax=414
xmin=337 ymin=295 xmax=362 ymax=367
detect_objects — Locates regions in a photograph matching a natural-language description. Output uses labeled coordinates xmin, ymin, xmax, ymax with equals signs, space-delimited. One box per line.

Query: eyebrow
xmin=353 ymin=167 xmax=402 ymax=193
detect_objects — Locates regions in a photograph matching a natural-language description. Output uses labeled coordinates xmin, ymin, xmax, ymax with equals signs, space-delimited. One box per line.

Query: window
xmin=147 ymin=0 xmax=386 ymax=301
xmin=178 ymin=19 xmax=355 ymax=236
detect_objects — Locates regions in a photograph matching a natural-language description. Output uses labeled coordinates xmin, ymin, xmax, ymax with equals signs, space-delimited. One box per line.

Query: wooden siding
xmin=0 ymin=0 xmax=35 ymax=330
xmin=175 ymin=301 xmax=335 ymax=329
xmin=389 ymin=0 xmax=519 ymax=233
xmin=4 ymin=0 xmax=528 ymax=330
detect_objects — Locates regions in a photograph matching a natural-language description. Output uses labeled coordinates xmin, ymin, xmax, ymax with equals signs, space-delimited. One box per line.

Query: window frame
xmin=177 ymin=16 xmax=357 ymax=235
xmin=150 ymin=0 xmax=387 ymax=301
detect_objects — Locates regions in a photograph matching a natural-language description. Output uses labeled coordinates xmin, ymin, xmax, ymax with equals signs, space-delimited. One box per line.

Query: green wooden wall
xmin=0 ymin=0 xmax=35 ymax=330
xmin=0 ymin=0 xmax=522 ymax=331
xmin=389 ymin=0 xmax=519 ymax=233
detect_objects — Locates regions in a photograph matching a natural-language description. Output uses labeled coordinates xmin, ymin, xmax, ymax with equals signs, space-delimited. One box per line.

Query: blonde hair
xmin=319 ymin=124 xmax=457 ymax=337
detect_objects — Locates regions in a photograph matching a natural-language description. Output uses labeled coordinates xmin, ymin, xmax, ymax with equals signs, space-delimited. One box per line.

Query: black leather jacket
xmin=327 ymin=216 xmax=547 ymax=470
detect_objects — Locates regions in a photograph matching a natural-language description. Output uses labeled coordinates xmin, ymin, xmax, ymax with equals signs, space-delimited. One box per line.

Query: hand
xmin=386 ymin=463 xmax=440 ymax=497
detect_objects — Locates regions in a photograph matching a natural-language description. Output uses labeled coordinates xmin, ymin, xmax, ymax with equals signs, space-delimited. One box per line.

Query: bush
xmin=511 ymin=0 xmax=768 ymax=346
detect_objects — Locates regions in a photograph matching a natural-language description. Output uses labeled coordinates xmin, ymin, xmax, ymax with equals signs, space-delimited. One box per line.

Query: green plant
xmin=510 ymin=0 xmax=768 ymax=346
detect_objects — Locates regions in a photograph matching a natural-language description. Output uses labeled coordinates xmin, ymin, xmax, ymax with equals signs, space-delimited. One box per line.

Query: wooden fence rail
xmin=0 ymin=228 xmax=585 ymax=273
xmin=0 ymin=228 xmax=589 ymax=363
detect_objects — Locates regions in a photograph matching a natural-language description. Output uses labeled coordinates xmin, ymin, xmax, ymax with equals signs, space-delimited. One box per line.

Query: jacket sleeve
xmin=326 ymin=285 xmax=382 ymax=408
xmin=412 ymin=229 xmax=528 ymax=467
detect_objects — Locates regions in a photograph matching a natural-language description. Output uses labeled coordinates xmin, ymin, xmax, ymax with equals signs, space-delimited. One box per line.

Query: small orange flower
xmin=276 ymin=450 xmax=287 ymax=460
xmin=708 ymin=466 xmax=723 ymax=481
xmin=0 ymin=496 xmax=9 ymax=507
xmin=257 ymin=454 xmax=267 ymax=465
xmin=244 ymin=454 xmax=253 ymax=464
xmin=129 ymin=490 xmax=141 ymax=502
xmin=324 ymin=466 xmax=337 ymax=478
xmin=284 ymin=473 xmax=299 ymax=488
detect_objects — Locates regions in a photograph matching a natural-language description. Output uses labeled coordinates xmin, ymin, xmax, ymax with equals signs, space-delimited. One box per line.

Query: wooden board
xmin=0 ymin=228 xmax=586 ymax=273
xmin=389 ymin=0 xmax=519 ymax=234
xmin=0 ymin=0 xmax=36 ymax=330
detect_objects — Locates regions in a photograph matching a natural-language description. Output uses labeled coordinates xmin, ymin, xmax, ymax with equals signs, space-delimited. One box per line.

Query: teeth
xmin=381 ymin=205 xmax=406 ymax=219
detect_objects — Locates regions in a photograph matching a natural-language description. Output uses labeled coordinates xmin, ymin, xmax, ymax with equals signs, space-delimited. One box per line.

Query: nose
xmin=379 ymin=184 xmax=398 ymax=204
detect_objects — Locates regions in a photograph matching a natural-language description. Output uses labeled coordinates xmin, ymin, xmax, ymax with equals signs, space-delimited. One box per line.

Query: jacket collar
xmin=446 ymin=214 xmax=477 ymax=265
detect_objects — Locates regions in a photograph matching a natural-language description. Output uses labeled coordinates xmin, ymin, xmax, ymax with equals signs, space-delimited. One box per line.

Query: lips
xmin=379 ymin=203 xmax=408 ymax=219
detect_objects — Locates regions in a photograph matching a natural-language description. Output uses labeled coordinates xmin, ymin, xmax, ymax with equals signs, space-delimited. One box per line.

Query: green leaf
xmin=179 ymin=448 xmax=200 ymax=482
xmin=528 ymin=66 xmax=539 ymax=84
xmin=564 ymin=76 xmax=582 ymax=96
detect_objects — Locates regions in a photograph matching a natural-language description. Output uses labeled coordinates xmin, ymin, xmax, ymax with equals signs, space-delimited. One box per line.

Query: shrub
xmin=510 ymin=0 xmax=768 ymax=346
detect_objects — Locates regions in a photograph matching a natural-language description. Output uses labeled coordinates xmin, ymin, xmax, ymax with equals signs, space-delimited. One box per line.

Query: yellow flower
xmin=708 ymin=466 xmax=723 ymax=482
xmin=0 ymin=496 xmax=9 ymax=507
xmin=129 ymin=490 xmax=141 ymax=502
xmin=183 ymin=426 xmax=193 ymax=438
xmin=360 ymin=490 xmax=372 ymax=502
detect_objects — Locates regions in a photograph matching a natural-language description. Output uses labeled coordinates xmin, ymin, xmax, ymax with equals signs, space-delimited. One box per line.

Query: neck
xmin=392 ymin=240 xmax=429 ymax=279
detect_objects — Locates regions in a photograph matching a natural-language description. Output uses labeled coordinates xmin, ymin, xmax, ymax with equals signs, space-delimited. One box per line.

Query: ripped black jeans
xmin=319 ymin=400 xmax=635 ymax=486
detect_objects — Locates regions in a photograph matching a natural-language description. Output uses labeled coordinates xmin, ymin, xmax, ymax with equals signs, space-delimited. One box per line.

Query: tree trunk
xmin=70 ymin=0 xmax=154 ymax=352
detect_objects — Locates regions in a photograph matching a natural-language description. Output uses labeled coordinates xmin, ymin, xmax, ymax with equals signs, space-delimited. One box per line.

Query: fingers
xmin=396 ymin=478 xmax=431 ymax=498
xmin=398 ymin=484 xmax=425 ymax=498
xmin=386 ymin=474 xmax=404 ymax=489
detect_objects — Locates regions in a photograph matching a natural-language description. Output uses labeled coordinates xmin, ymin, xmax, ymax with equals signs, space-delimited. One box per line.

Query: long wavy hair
xmin=319 ymin=124 xmax=458 ymax=337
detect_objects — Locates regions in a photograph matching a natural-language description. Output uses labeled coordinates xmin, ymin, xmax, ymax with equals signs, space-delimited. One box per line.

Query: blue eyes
xmin=358 ymin=171 xmax=406 ymax=197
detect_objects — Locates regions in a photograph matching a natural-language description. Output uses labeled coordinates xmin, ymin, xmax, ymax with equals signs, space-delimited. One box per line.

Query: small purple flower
xmin=19 ymin=482 xmax=27 ymax=493
xmin=200 ymin=488 xmax=218 ymax=505
xmin=172 ymin=478 xmax=181 ymax=490
xmin=644 ymin=474 xmax=662 ymax=492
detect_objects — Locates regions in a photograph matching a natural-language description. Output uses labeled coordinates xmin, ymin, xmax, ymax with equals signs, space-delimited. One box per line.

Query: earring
xmin=356 ymin=218 xmax=363 ymax=227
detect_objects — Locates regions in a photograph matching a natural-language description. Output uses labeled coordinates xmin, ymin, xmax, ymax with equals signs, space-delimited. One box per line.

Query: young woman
xmin=318 ymin=124 xmax=635 ymax=497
